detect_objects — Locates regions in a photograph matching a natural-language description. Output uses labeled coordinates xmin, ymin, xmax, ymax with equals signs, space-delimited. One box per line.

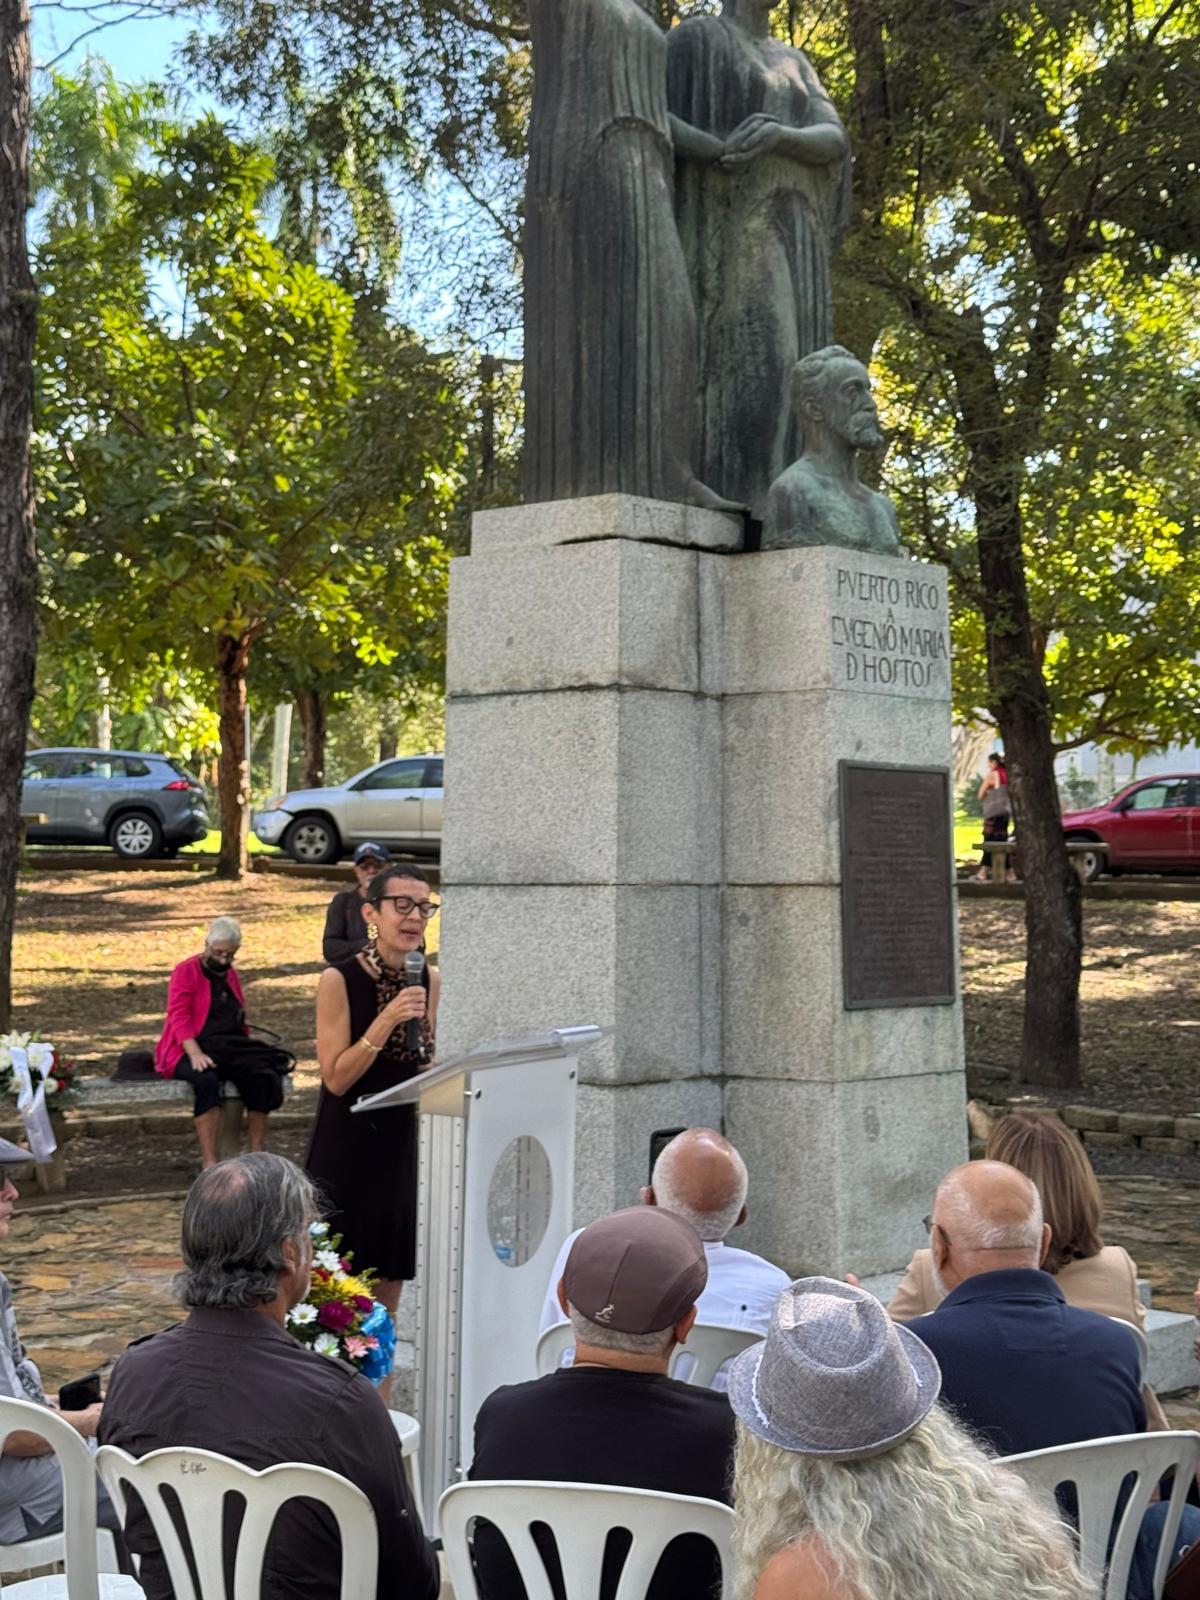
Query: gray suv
xmin=21 ymin=748 xmax=209 ymax=858
xmin=253 ymin=754 xmax=443 ymax=863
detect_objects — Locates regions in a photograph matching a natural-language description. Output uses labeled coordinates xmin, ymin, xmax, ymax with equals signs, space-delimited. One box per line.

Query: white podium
xmin=353 ymin=1024 xmax=603 ymax=1518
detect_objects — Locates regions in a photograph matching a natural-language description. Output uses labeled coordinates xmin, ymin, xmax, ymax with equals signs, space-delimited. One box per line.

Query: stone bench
xmin=74 ymin=1073 xmax=294 ymax=1160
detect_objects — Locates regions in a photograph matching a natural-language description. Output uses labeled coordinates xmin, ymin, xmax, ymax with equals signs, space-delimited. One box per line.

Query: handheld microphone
xmin=403 ymin=950 xmax=426 ymax=1054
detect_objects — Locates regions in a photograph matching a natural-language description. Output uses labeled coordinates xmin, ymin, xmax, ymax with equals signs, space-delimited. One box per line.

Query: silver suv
xmin=253 ymin=754 xmax=443 ymax=863
xmin=21 ymin=749 xmax=209 ymax=858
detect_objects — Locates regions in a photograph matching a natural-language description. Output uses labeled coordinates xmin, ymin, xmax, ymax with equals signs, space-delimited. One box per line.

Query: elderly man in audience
xmin=906 ymin=1159 xmax=1199 ymax=1600
xmin=99 ymin=1153 xmax=438 ymax=1600
xmin=471 ymin=1205 xmax=734 ymax=1600
xmin=539 ymin=1128 xmax=787 ymax=1383
xmin=0 ymin=1138 xmax=121 ymax=1543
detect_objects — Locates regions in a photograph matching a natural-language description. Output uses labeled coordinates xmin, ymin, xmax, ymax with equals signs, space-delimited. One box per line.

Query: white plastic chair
xmin=439 ymin=1480 xmax=733 ymax=1600
xmin=388 ymin=1410 xmax=424 ymax=1526
xmin=674 ymin=1325 xmax=762 ymax=1387
xmin=0 ymin=1395 xmax=141 ymax=1599
xmin=1001 ymin=1429 xmax=1200 ymax=1600
xmin=1106 ymin=1316 xmax=1150 ymax=1386
xmin=535 ymin=1322 xmax=761 ymax=1386
xmin=95 ymin=1446 xmax=377 ymax=1600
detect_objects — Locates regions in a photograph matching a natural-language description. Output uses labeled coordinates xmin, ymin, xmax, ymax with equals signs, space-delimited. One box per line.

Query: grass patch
xmin=954 ymin=811 xmax=984 ymax=865
xmin=183 ymin=829 xmax=272 ymax=855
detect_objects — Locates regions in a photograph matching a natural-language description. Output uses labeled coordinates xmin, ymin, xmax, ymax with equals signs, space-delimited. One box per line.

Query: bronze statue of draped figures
xmin=523 ymin=0 xmax=731 ymax=509
xmin=667 ymin=0 xmax=851 ymax=520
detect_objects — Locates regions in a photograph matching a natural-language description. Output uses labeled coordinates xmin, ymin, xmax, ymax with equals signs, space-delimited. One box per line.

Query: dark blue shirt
xmin=905 ymin=1267 xmax=1145 ymax=1458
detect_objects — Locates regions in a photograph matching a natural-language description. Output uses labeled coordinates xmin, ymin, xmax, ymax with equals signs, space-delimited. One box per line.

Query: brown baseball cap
xmin=562 ymin=1206 xmax=708 ymax=1334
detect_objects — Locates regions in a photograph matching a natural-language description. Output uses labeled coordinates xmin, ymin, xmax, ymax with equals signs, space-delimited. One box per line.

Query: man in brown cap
xmin=469 ymin=1206 xmax=736 ymax=1600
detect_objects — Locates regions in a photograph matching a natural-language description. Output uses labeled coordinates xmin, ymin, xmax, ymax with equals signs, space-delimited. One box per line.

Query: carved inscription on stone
xmin=839 ymin=762 xmax=956 ymax=1009
xmin=830 ymin=565 xmax=950 ymax=699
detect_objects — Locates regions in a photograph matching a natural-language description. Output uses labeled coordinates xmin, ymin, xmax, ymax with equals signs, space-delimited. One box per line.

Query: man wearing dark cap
xmin=321 ymin=842 xmax=391 ymax=963
xmin=469 ymin=1206 xmax=735 ymax=1600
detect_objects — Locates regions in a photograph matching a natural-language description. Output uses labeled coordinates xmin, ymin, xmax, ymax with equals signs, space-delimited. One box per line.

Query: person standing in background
xmin=976 ymin=751 xmax=1013 ymax=880
xmin=322 ymin=842 xmax=391 ymax=963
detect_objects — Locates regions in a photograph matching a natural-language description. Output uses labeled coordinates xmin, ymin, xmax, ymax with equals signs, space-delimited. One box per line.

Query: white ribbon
xmin=10 ymin=1047 xmax=57 ymax=1163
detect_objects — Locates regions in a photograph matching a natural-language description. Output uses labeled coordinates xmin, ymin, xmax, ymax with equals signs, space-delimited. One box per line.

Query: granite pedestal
xmin=438 ymin=496 xmax=966 ymax=1272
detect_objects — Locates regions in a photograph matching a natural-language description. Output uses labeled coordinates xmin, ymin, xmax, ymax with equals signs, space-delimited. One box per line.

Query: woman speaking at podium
xmin=309 ymin=864 xmax=440 ymax=1318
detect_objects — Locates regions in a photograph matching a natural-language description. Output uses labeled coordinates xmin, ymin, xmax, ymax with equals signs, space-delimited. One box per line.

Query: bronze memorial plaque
xmin=839 ymin=761 xmax=956 ymax=1009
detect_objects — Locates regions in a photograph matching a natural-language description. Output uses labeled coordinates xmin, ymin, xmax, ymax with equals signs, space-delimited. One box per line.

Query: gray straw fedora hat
xmin=728 ymin=1276 xmax=941 ymax=1460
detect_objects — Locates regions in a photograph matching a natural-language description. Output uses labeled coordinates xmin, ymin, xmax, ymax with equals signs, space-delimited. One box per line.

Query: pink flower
xmin=339 ymin=1257 xmax=352 ymax=1272
xmin=354 ymin=1295 xmax=373 ymax=1313
xmin=344 ymin=1336 xmax=369 ymax=1359
xmin=317 ymin=1301 xmax=355 ymax=1332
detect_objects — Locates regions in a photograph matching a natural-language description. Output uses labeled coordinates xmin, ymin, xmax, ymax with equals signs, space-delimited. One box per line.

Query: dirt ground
xmin=962 ymin=900 xmax=1200 ymax=1114
xmin=11 ymin=868 xmax=342 ymax=1083
xmin=8 ymin=869 xmax=1199 ymax=1196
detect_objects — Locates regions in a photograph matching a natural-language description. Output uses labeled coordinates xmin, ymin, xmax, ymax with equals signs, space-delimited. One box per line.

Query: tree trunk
xmin=0 ymin=0 xmax=37 ymax=1031
xmin=216 ymin=632 xmax=252 ymax=879
xmin=949 ymin=316 xmax=1082 ymax=1087
xmin=296 ymin=687 xmax=326 ymax=789
xmin=378 ymin=724 xmax=398 ymax=762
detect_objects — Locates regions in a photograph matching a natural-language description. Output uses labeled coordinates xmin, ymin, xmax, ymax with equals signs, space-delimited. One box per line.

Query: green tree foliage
xmin=784 ymin=0 xmax=1200 ymax=1084
xmin=184 ymin=0 xmax=528 ymax=334
xmin=35 ymin=102 xmax=467 ymax=874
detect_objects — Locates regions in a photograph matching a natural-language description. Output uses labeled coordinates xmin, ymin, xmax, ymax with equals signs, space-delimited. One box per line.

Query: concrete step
xmin=1147 ymin=1308 xmax=1197 ymax=1395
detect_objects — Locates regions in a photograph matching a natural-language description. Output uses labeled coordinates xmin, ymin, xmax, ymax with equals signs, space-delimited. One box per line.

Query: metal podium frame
xmin=352 ymin=1024 xmax=603 ymax=1521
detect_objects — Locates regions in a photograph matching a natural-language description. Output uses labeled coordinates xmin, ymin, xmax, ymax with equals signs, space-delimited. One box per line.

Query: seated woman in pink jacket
xmin=156 ymin=916 xmax=291 ymax=1168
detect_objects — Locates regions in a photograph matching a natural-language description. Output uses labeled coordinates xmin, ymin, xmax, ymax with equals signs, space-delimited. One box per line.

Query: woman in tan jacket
xmin=889 ymin=1109 xmax=1167 ymax=1428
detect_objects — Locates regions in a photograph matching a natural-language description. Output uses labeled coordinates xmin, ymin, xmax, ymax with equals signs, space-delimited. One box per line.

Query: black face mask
xmin=202 ymin=954 xmax=233 ymax=975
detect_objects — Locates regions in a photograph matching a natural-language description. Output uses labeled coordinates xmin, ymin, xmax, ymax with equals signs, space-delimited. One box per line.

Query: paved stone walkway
xmin=6 ymin=1195 xmax=185 ymax=1388
xmin=5 ymin=1174 xmax=1199 ymax=1403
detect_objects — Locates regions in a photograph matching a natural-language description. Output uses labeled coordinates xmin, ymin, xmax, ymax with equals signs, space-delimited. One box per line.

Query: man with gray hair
xmin=98 ymin=1154 xmax=438 ymax=1600
xmin=762 ymin=343 xmax=902 ymax=555
xmin=538 ymin=1128 xmax=788 ymax=1383
xmin=471 ymin=1206 xmax=734 ymax=1600
xmin=905 ymin=1160 xmax=1144 ymax=1456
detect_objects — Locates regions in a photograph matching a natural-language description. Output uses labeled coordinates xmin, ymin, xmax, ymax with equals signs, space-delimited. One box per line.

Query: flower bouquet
xmin=0 ymin=1033 xmax=77 ymax=1163
xmin=287 ymin=1221 xmax=396 ymax=1387
xmin=0 ymin=1034 xmax=78 ymax=1108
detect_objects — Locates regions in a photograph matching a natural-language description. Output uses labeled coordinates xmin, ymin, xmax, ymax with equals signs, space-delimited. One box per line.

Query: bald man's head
xmin=930 ymin=1161 xmax=1049 ymax=1291
xmin=647 ymin=1129 xmax=748 ymax=1242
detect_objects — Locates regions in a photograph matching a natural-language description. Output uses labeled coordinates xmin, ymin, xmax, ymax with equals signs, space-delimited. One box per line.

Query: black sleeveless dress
xmin=304 ymin=957 xmax=430 ymax=1281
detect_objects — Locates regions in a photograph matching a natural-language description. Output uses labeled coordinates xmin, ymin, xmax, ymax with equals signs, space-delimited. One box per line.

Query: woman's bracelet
xmin=358 ymin=1035 xmax=381 ymax=1055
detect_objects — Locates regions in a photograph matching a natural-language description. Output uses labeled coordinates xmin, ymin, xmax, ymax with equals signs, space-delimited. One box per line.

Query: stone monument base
xmin=438 ymin=495 xmax=966 ymax=1278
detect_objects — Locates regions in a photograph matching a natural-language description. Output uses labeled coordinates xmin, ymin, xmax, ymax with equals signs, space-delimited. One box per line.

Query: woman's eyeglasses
xmin=377 ymin=895 xmax=440 ymax=920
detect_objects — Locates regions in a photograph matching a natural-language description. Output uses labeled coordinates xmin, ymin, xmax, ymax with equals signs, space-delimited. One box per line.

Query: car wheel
xmin=111 ymin=811 xmax=163 ymax=859
xmin=1079 ymin=845 xmax=1105 ymax=883
xmin=283 ymin=815 xmax=340 ymax=865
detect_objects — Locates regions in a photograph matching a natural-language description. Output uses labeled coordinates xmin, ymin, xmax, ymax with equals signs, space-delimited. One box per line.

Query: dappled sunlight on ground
xmin=963 ymin=901 xmax=1200 ymax=1113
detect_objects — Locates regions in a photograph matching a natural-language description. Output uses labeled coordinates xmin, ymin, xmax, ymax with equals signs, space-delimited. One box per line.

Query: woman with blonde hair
xmin=729 ymin=1278 xmax=1096 ymax=1600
